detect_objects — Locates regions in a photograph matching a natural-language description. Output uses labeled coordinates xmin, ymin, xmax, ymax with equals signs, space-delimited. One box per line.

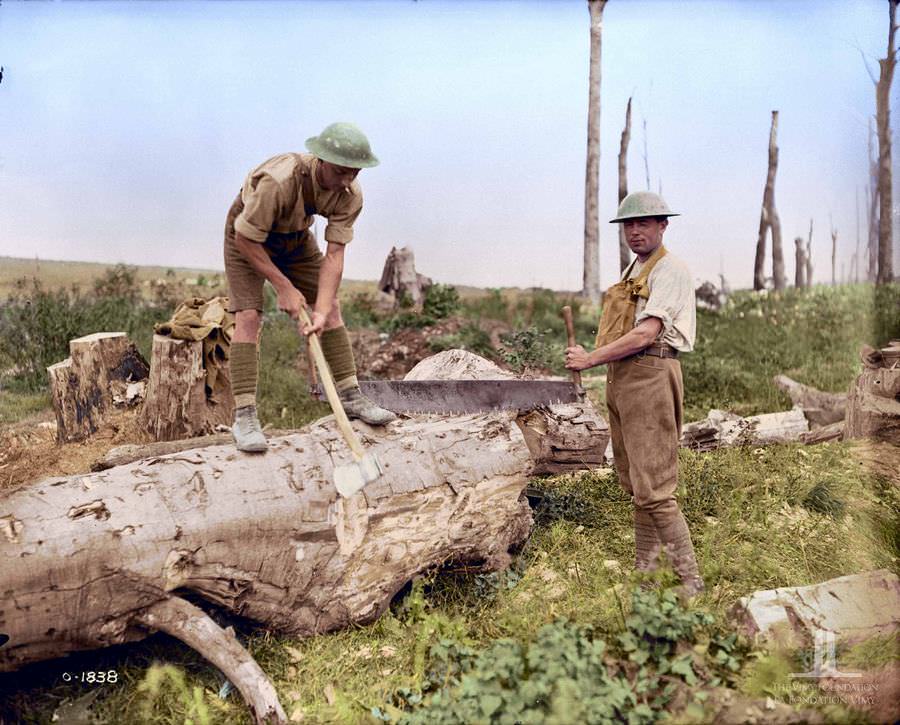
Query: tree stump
xmin=46 ymin=332 xmax=149 ymax=443
xmin=377 ymin=246 xmax=432 ymax=307
xmin=138 ymin=334 xmax=234 ymax=441
xmin=845 ymin=347 xmax=900 ymax=445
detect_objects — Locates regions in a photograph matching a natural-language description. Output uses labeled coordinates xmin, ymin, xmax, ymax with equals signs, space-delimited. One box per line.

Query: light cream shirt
xmin=625 ymin=252 xmax=696 ymax=352
xmin=234 ymin=153 xmax=362 ymax=245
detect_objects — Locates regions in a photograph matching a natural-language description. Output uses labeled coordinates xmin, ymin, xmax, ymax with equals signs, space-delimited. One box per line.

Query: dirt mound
xmin=0 ymin=410 xmax=146 ymax=493
xmin=351 ymin=317 xmax=513 ymax=380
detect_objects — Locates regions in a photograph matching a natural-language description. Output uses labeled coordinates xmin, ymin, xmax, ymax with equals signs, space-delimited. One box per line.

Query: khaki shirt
xmin=626 ymin=252 xmax=696 ymax=352
xmin=234 ymin=153 xmax=362 ymax=245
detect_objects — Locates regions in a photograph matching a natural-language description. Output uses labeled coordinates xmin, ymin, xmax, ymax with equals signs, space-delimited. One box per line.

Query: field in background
xmin=1 ymin=260 xmax=898 ymax=723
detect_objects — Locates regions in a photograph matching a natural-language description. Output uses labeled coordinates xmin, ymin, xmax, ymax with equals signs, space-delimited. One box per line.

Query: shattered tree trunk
xmin=0 ymin=413 xmax=533 ymax=722
xmin=831 ymin=223 xmax=838 ymax=286
xmin=138 ymin=334 xmax=234 ymax=441
xmin=377 ymin=246 xmax=432 ymax=308
xmin=794 ymin=237 xmax=806 ymax=288
xmin=582 ymin=0 xmax=607 ymax=303
xmin=753 ymin=110 xmax=785 ymax=291
xmin=806 ymin=219 xmax=814 ymax=288
xmin=617 ymin=96 xmax=632 ymax=273
xmin=867 ymin=120 xmax=880 ymax=282
xmin=876 ymin=0 xmax=897 ymax=285
xmin=47 ymin=332 xmax=149 ymax=443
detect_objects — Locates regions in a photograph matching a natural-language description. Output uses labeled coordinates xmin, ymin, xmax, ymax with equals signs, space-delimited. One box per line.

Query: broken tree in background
xmin=377 ymin=246 xmax=432 ymax=308
xmin=47 ymin=332 xmax=149 ymax=443
xmin=753 ymin=110 xmax=785 ymax=291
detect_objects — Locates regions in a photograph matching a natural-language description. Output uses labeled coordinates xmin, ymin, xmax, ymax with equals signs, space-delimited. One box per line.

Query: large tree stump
xmin=46 ymin=332 xmax=149 ymax=443
xmin=138 ymin=334 xmax=234 ymax=441
xmin=404 ymin=350 xmax=609 ymax=475
xmin=0 ymin=411 xmax=532 ymax=721
xmin=377 ymin=246 xmax=432 ymax=307
xmin=845 ymin=347 xmax=900 ymax=445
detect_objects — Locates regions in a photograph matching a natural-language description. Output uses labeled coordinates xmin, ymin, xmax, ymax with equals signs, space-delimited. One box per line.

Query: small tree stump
xmin=47 ymin=332 xmax=149 ymax=443
xmin=138 ymin=334 xmax=234 ymax=441
xmin=845 ymin=362 xmax=900 ymax=445
xmin=378 ymin=246 xmax=432 ymax=307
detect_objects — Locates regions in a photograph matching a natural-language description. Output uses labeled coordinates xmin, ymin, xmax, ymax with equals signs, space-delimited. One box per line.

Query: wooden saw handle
xmin=562 ymin=305 xmax=582 ymax=388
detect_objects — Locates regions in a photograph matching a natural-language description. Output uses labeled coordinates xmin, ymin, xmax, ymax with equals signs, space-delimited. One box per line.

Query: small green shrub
xmin=498 ymin=326 xmax=563 ymax=374
xmin=422 ymin=284 xmax=460 ymax=321
xmin=428 ymin=324 xmax=494 ymax=358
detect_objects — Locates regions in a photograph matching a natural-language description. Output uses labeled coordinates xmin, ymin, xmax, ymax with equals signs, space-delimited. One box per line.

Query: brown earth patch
xmin=0 ymin=409 xmax=146 ymax=494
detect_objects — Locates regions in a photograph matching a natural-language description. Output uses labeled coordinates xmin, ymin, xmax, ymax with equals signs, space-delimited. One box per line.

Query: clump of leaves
xmin=428 ymin=324 xmax=494 ymax=358
xmin=378 ymin=588 xmax=745 ymax=724
xmin=498 ymin=326 xmax=562 ymax=374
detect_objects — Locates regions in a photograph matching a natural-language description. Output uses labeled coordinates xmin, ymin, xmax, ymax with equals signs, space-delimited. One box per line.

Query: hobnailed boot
xmin=634 ymin=509 xmax=663 ymax=574
xmin=658 ymin=513 xmax=705 ymax=600
xmin=232 ymin=404 xmax=267 ymax=452
xmin=339 ymin=387 xmax=397 ymax=425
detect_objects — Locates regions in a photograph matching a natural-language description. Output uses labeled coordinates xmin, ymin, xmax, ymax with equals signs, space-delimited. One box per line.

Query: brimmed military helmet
xmin=609 ymin=191 xmax=679 ymax=223
xmin=305 ymin=122 xmax=380 ymax=169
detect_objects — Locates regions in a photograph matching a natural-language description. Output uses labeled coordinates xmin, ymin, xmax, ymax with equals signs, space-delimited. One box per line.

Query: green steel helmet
xmin=305 ymin=122 xmax=380 ymax=169
xmin=609 ymin=191 xmax=679 ymax=223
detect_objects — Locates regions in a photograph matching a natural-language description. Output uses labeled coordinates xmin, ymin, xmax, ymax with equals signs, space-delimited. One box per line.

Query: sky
xmin=0 ymin=0 xmax=896 ymax=292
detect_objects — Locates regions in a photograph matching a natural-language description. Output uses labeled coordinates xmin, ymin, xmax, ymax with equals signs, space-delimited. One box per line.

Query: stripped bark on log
xmin=680 ymin=408 xmax=810 ymax=451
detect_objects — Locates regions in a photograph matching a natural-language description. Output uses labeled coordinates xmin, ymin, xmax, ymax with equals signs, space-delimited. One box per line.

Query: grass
xmin=2 ymin=439 xmax=895 ymax=723
xmin=1 ymin=266 xmax=898 ymax=723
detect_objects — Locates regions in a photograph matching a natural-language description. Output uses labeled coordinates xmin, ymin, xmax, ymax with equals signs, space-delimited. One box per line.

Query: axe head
xmin=334 ymin=452 xmax=383 ymax=498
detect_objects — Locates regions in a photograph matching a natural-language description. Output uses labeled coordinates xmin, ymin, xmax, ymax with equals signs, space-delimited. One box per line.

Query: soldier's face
xmin=318 ymin=160 xmax=360 ymax=191
xmin=623 ymin=217 xmax=667 ymax=259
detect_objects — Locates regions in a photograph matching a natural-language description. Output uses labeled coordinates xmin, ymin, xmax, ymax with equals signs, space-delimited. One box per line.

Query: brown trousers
xmin=223 ymin=195 xmax=323 ymax=313
xmin=606 ymin=353 xmax=683 ymax=512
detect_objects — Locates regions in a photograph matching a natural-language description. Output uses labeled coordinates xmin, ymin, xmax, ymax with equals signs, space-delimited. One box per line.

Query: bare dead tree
xmin=642 ymin=117 xmax=650 ymax=190
xmin=794 ymin=237 xmax=806 ymax=288
xmin=830 ymin=215 xmax=838 ymax=286
xmin=618 ymin=96 xmax=633 ymax=272
xmin=855 ymin=186 xmax=862 ymax=283
xmin=867 ymin=119 xmax=880 ymax=282
xmin=753 ymin=111 xmax=785 ymax=290
xmin=875 ymin=0 xmax=897 ymax=284
xmin=806 ymin=219 xmax=814 ymax=288
xmin=582 ymin=0 xmax=607 ymax=302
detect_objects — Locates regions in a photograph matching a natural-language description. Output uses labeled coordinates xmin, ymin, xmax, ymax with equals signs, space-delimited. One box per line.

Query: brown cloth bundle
xmin=154 ymin=296 xmax=235 ymax=397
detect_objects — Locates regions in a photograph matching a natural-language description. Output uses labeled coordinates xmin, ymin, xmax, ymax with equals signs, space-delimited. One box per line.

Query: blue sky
xmin=0 ymin=0 xmax=895 ymax=290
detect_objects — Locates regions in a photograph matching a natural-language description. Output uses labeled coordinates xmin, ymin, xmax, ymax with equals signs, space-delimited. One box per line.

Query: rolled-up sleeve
xmin=235 ymin=174 xmax=283 ymax=242
xmin=324 ymin=191 xmax=363 ymax=245
xmin=635 ymin=263 xmax=693 ymax=336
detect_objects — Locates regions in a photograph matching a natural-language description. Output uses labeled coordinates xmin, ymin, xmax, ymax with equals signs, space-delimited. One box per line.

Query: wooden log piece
xmin=47 ymin=332 xmax=149 ymax=443
xmin=138 ymin=334 xmax=234 ymax=442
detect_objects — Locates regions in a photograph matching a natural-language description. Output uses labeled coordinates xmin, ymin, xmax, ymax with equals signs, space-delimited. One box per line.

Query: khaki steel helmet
xmin=305 ymin=122 xmax=380 ymax=169
xmin=610 ymin=191 xmax=679 ymax=223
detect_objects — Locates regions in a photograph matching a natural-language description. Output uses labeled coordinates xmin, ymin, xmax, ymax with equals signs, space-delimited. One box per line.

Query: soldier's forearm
xmin=592 ymin=318 xmax=663 ymax=365
xmin=313 ymin=243 xmax=346 ymax=318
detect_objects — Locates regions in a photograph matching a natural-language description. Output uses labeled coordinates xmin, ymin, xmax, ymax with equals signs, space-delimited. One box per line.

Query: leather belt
xmin=635 ymin=343 xmax=679 ymax=359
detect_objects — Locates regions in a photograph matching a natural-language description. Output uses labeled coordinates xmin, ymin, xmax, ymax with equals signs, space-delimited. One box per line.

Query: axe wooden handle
xmin=562 ymin=305 xmax=582 ymax=388
xmin=296 ymin=307 xmax=366 ymax=460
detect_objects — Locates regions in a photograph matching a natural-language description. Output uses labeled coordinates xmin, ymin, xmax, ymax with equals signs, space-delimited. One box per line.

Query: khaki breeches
xmin=605 ymin=354 xmax=684 ymax=510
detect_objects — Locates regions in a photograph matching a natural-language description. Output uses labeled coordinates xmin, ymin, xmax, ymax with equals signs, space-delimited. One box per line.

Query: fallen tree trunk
xmin=680 ymin=408 xmax=810 ymax=451
xmin=0 ymin=412 xmax=532 ymax=722
xmin=773 ymin=374 xmax=847 ymax=427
